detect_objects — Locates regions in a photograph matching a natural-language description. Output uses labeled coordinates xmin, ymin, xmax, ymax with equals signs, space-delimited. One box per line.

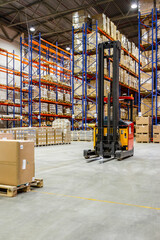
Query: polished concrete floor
xmin=0 ymin=141 xmax=160 ymax=240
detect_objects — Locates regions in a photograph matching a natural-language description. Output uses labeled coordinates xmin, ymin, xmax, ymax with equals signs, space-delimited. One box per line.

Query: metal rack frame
xmin=138 ymin=9 xmax=155 ymax=132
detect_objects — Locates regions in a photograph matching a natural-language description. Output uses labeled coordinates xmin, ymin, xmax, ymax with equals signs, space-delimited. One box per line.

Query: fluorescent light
xmin=30 ymin=26 xmax=35 ymax=32
xmin=66 ymin=47 xmax=70 ymax=51
xmin=131 ymin=3 xmax=137 ymax=9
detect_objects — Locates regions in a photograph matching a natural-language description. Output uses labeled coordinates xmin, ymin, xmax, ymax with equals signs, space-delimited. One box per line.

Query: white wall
xmin=0 ymin=25 xmax=22 ymax=101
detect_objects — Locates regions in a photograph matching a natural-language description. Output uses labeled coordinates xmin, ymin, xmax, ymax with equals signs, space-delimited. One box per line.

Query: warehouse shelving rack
xmin=72 ymin=21 xmax=140 ymax=130
xmin=0 ymin=49 xmax=25 ymax=127
xmin=72 ymin=25 xmax=85 ymax=130
xmin=138 ymin=9 xmax=156 ymax=134
xmin=21 ymin=33 xmax=72 ymax=127
xmin=84 ymin=21 xmax=98 ymax=129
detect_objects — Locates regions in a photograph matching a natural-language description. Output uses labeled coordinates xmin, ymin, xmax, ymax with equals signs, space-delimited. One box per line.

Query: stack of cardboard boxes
xmin=0 ymin=140 xmax=35 ymax=186
xmin=153 ymin=125 xmax=160 ymax=143
xmin=36 ymin=128 xmax=47 ymax=146
xmin=46 ymin=127 xmax=54 ymax=145
xmin=136 ymin=116 xmax=151 ymax=143
xmin=52 ymin=119 xmax=71 ymax=144
xmin=71 ymin=130 xmax=93 ymax=141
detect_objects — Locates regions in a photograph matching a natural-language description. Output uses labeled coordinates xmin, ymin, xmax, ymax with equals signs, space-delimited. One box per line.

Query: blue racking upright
xmin=155 ymin=8 xmax=160 ymax=125
xmin=72 ymin=25 xmax=85 ymax=130
xmin=138 ymin=9 xmax=155 ymax=132
xmin=20 ymin=35 xmax=32 ymax=127
xmin=84 ymin=21 xmax=98 ymax=129
xmin=72 ymin=22 xmax=98 ymax=130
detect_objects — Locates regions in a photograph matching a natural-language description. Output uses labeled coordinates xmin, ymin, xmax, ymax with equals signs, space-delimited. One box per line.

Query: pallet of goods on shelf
xmin=153 ymin=125 xmax=160 ymax=143
xmin=136 ymin=116 xmax=151 ymax=143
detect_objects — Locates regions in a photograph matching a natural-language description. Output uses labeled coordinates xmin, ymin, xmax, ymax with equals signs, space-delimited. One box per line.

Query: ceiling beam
xmin=38 ymin=28 xmax=72 ymax=38
xmin=0 ymin=0 xmax=44 ymax=18
xmin=118 ymin=23 xmax=138 ymax=30
xmin=128 ymin=34 xmax=138 ymax=40
xmin=0 ymin=0 xmax=19 ymax=7
xmin=112 ymin=13 xmax=138 ymax=21
xmin=9 ymin=0 xmax=113 ymax=27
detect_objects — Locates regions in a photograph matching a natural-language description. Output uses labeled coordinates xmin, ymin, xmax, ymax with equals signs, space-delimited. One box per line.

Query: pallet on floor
xmin=0 ymin=178 xmax=43 ymax=197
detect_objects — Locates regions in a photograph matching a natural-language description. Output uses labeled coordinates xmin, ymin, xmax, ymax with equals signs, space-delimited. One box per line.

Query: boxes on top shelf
xmin=110 ymin=21 xmax=117 ymax=40
xmin=138 ymin=0 xmax=154 ymax=14
xmin=72 ymin=10 xmax=91 ymax=29
xmin=92 ymin=13 xmax=107 ymax=32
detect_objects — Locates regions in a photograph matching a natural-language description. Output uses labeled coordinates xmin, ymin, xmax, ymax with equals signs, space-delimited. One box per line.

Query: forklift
xmin=84 ymin=41 xmax=134 ymax=162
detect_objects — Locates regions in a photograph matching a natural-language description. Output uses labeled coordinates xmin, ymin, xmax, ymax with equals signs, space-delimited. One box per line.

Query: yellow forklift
xmin=84 ymin=41 xmax=134 ymax=163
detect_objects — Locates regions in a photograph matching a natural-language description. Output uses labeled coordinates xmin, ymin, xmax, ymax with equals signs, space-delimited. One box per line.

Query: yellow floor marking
xmin=32 ymin=190 xmax=160 ymax=211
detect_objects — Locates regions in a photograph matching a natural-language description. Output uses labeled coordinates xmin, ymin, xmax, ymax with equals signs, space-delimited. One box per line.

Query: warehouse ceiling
xmin=0 ymin=0 xmax=138 ymax=48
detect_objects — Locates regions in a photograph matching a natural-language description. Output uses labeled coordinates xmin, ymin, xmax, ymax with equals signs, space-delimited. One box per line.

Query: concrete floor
xmin=0 ymin=141 xmax=160 ymax=240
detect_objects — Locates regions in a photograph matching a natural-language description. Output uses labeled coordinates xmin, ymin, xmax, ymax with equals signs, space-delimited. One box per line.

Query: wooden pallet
xmin=153 ymin=142 xmax=160 ymax=144
xmin=0 ymin=179 xmax=43 ymax=197
xmin=30 ymin=179 xmax=43 ymax=188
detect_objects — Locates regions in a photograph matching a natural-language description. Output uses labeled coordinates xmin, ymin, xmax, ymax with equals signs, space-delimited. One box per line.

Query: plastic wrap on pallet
xmin=32 ymin=86 xmax=39 ymax=99
xmin=64 ymin=93 xmax=70 ymax=103
xmin=36 ymin=128 xmax=46 ymax=146
xmin=46 ymin=127 xmax=54 ymax=144
xmin=78 ymin=130 xmax=93 ymax=141
xmin=48 ymin=90 xmax=56 ymax=101
xmin=71 ymin=130 xmax=79 ymax=141
xmin=48 ymin=104 xmax=56 ymax=114
xmin=63 ymin=107 xmax=71 ymax=116
xmin=52 ymin=119 xmax=71 ymax=144
xmin=58 ymin=91 xmax=64 ymax=102
xmin=57 ymin=105 xmax=63 ymax=115
xmin=41 ymin=103 xmax=48 ymax=113
xmin=41 ymin=88 xmax=48 ymax=99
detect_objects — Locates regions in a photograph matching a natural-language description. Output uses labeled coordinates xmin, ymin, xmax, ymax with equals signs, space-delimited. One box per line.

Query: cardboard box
xmin=46 ymin=127 xmax=54 ymax=145
xmin=136 ymin=125 xmax=151 ymax=134
xmin=153 ymin=125 xmax=160 ymax=134
xmin=153 ymin=134 xmax=160 ymax=142
xmin=0 ymin=133 xmax=14 ymax=140
xmin=36 ymin=128 xmax=46 ymax=146
xmin=0 ymin=140 xmax=35 ymax=186
xmin=136 ymin=133 xmax=150 ymax=143
xmin=136 ymin=116 xmax=151 ymax=125
xmin=54 ymin=128 xmax=63 ymax=144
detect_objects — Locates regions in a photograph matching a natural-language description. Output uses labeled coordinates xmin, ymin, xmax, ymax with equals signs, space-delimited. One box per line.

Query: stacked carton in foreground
xmin=136 ymin=117 xmax=151 ymax=143
xmin=153 ymin=125 xmax=160 ymax=143
xmin=0 ymin=140 xmax=35 ymax=186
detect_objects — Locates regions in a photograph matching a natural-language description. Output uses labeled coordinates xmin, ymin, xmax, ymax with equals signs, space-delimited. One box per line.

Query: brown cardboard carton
xmin=153 ymin=125 xmax=160 ymax=134
xmin=136 ymin=116 xmax=151 ymax=125
xmin=0 ymin=133 xmax=14 ymax=140
xmin=153 ymin=134 xmax=160 ymax=142
xmin=136 ymin=133 xmax=150 ymax=142
xmin=0 ymin=140 xmax=35 ymax=186
xmin=141 ymin=99 xmax=152 ymax=116
xmin=46 ymin=127 xmax=54 ymax=145
xmin=136 ymin=125 xmax=151 ymax=134
xmin=54 ymin=128 xmax=63 ymax=144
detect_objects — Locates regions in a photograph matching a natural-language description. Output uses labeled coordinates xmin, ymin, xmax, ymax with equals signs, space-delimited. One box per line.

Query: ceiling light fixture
xmin=30 ymin=26 xmax=35 ymax=32
xmin=131 ymin=2 xmax=137 ymax=9
xmin=66 ymin=47 xmax=70 ymax=51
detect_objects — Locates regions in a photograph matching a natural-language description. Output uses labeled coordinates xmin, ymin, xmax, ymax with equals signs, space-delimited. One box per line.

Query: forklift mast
xmin=98 ymin=41 xmax=121 ymax=157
